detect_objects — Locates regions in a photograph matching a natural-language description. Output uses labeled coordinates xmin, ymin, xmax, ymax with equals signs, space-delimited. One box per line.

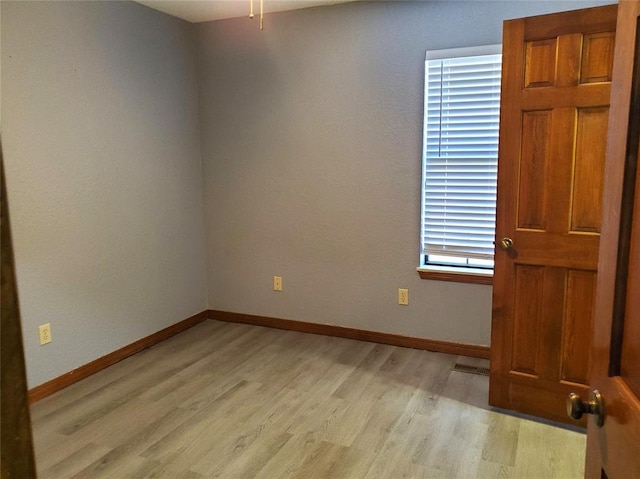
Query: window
xmin=418 ymin=45 xmax=502 ymax=284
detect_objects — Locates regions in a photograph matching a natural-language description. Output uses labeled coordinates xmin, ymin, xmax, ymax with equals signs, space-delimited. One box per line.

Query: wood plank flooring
xmin=30 ymin=320 xmax=586 ymax=478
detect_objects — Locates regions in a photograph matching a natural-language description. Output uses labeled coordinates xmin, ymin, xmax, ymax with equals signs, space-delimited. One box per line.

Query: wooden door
xmin=1 ymin=148 xmax=38 ymax=476
xmin=584 ymin=1 xmax=640 ymax=477
xmin=489 ymin=4 xmax=618 ymax=424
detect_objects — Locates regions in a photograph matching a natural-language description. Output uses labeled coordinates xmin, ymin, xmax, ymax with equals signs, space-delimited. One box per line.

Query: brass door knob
xmin=567 ymin=390 xmax=604 ymax=427
xmin=500 ymin=237 xmax=514 ymax=250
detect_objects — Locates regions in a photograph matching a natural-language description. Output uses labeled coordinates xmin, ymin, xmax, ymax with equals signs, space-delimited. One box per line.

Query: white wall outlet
xmin=273 ymin=276 xmax=283 ymax=291
xmin=39 ymin=323 xmax=52 ymax=345
xmin=398 ymin=288 xmax=409 ymax=305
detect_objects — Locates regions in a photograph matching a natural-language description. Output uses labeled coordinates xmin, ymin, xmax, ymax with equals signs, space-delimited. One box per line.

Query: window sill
xmin=417 ymin=265 xmax=493 ymax=285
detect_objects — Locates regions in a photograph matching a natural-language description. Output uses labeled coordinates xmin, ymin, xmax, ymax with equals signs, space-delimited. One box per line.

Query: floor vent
xmin=453 ymin=363 xmax=490 ymax=376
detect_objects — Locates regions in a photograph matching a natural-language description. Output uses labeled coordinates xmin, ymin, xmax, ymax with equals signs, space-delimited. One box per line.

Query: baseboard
xmin=209 ymin=310 xmax=490 ymax=359
xmin=28 ymin=310 xmax=208 ymax=404
xmin=29 ymin=309 xmax=490 ymax=403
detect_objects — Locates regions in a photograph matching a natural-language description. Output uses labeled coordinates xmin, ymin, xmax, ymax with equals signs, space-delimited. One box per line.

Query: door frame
xmin=585 ymin=1 xmax=640 ymax=477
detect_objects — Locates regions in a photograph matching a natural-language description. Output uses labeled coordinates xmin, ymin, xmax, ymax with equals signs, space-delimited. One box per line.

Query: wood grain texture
xmin=210 ymin=310 xmax=491 ymax=359
xmin=490 ymin=4 xmax=617 ymax=425
xmin=524 ymin=39 xmax=557 ymax=87
xmin=416 ymin=268 xmax=493 ymax=285
xmin=523 ymin=4 xmax=618 ymax=39
xmin=581 ymin=32 xmax=616 ymax=83
xmin=30 ymin=309 xmax=491 ymax=408
xmin=511 ymin=265 xmax=544 ymax=375
xmin=586 ymin=1 xmax=640 ymax=477
xmin=560 ymin=270 xmax=596 ymax=385
xmin=1 ymin=146 xmax=38 ymax=477
xmin=572 ymin=107 xmax=609 ymax=232
xmin=31 ymin=319 xmax=587 ymax=479
xmin=28 ymin=311 xmax=208 ymax=403
xmin=518 ymin=111 xmax=550 ymax=230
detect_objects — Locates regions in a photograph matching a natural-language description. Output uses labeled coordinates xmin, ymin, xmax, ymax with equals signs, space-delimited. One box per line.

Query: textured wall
xmin=1 ymin=0 xmax=615 ymax=388
xmin=197 ymin=0 xmax=612 ymax=346
xmin=2 ymin=1 xmax=208 ymax=387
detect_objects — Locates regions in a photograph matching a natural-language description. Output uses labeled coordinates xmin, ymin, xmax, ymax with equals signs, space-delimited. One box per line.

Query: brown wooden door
xmin=1 ymin=148 xmax=38 ymax=475
xmin=489 ymin=4 xmax=618 ymax=424
xmin=584 ymin=1 xmax=640 ymax=477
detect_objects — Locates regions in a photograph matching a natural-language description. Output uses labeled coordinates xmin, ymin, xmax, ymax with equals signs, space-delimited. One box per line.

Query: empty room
xmin=2 ymin=0 xmax=639 ymax=477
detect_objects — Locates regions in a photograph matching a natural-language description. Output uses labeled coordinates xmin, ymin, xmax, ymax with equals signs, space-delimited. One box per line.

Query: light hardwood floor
xmin=30 ymin=320 xmax=586 ymax=478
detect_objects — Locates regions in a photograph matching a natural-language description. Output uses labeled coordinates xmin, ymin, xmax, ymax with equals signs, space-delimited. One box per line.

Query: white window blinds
xmin=421 ymin=46 xmax=502 ymax=263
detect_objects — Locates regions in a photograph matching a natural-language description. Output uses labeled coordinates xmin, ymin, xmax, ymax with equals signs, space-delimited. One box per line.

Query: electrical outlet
xmin=273 ymin=276 xmax=283 ymax=291
xmin=398 ymin=288 xmax=409 ymax=306
xmin=39 ymin=323 xmax=52 ymax=345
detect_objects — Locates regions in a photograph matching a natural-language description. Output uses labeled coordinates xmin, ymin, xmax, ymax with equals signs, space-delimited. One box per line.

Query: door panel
xmin=572 ymin=108 xmax=608 ymax=232
xmin=581 ymin=32 xmax=615 ymax=84
xmin=490 ymin=4 xmax=617 ymax=424
xmin=586 ymin=2 xmax=640 ymax=476
xmin=518 ymin=111 xmax=550 ymax=230
xmin=560 ymin=269 xmax=596 ymax=385
xmin=524 ymin=40 xmax=557 ymax=87
xmin=511 ymin=265 xmax=543 ymax=375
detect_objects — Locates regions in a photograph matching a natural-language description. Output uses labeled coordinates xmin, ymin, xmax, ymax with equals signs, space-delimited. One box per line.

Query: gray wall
xmin=2 ymin=1 xmax=208 ymax=387
xmin=197 ymin=0 xmax=613 ymax=345
xmin=2 ymin=0 xmax=615 ymax=388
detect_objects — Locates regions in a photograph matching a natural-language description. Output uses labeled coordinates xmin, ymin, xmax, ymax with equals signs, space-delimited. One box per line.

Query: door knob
xmin=499 ymin=237 xmax=514 ymax=250
xmin=567 ymin=390 xmax=604 ymax=427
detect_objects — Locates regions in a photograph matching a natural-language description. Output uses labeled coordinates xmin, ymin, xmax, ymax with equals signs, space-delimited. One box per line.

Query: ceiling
xmin=134 ymin=0 xmax=358 ymax=23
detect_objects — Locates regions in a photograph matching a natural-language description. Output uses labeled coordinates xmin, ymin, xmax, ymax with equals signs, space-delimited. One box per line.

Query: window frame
xmin=417 ymin=44 xmax=502 ymax=285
